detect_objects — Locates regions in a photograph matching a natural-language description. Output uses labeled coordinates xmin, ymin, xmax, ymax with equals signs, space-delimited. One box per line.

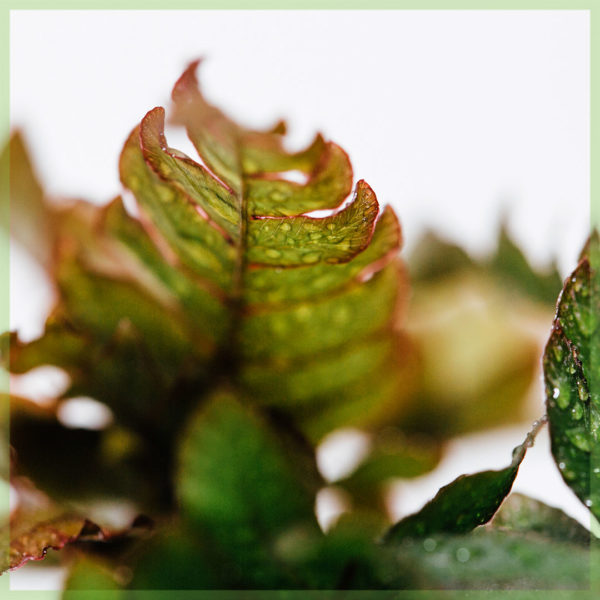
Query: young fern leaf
xmin=118 ymin=61 xmax=410 ymax=440
xmin=3 ymin=62 xmax=412 ymax=576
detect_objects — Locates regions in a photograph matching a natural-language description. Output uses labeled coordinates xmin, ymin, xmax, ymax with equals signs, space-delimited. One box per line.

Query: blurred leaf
xmin=177 ymin=391 xmax=321 ymax=588
xmin=384 ymin=420 xmax=544 ymax=542
xmin=278 ymin=513 xmax=398 ymax=590
xmin=0 ymin=132 xmax=53 ymax=266
xmin=405 ymin=225 xmax=562 ymax=439
xmin=408 ymin=231 xmax=473 ymax=283
xmin=2 ymin=513 xmax=103 ymax=573
xmin=334 ymin=429 xmax=441 ymax=515
xmin=1 ymin=479 xmax=147 ymax=574
xmin=123 ymin=525 xmax=221 ymax=589
xmin=410 ymin=224 xmax=562 ymax=306
xmin=392 ymin=526 xmax=589 ymax=590
xmin=402 ymin=273 xmax=540 ymax=437
xmin=490 ymin=493 xmax=590 ymax=545
xmin=489 ymin=225 xmax=562 ymax=306
xmin=544 ymin=231 xmax=600 ymax=519
xmin=64 ymin=556 xmax=125 ymax=594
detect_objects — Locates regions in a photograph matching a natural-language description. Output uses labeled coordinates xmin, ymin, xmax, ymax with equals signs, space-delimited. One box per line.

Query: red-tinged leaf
xmin=4 ymin=515 xmax=104 ymax=572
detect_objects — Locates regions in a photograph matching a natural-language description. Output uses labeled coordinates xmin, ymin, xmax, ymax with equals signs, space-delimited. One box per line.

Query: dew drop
xmin=577 ymin=381 xmax=589 ymax=403
xmin=423 ymin=538 xmax=436 ymax=552
xmin=571 ymin=403 xmax=584 ymax=421
xmin=265 ymin=248 xmax=281 ymax=259
xmin=556 ymin=387 xmax=571 ymax=410
xmin=559 ymin=462 xmax=566 ymax=470
xmin=456 ymin=548 xmax=470 ymax=563
xmin=566 ymin=429 xmax=591 ymax=452
xmin=553 ymin=387 xmax=560 ymax=399
xmin=585 ymin=499 xmax=593 ymax=507
xmin=302 ymin=252 xmax=321 ymax=264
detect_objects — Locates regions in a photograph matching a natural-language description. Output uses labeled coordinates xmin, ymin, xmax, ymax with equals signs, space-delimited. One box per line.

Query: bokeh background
xmin=9 ymin=9 xmax=590 ymax=590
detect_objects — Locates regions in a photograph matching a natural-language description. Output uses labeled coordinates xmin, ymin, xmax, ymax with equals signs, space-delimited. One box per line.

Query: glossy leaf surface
xmin=384 ymin=420 xmax=544 ymax=542
xmin=393 ymin=527 xmax=589 ymax=590
xmin=544 ymin=232 xmax=600 ymax=518
xmin=390 ymin=493 xmax=590 ymax=590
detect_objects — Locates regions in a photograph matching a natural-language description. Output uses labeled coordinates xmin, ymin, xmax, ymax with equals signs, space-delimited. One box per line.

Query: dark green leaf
xmin=544 ymin=231 xmax=600 ymax=519
xmin=177 ymin=391 xmax=321 ymax=588
xmin=392 ymin=527 xmax=589 ymax=590
xmin=392 ymin=494 xmax=590 ymax=590
xmin=384 ymin=419 xmax=545 ymax=542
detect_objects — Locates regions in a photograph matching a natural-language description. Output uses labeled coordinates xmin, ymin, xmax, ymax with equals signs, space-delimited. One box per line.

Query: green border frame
xmin=0 ymin=3 xmax=596 ymax=599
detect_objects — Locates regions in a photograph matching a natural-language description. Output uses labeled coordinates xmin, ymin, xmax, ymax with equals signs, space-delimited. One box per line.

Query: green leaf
xmin=9 ymin=60 xmax=409 ymax=450
xmin=489 ymin=224 xmax=563 ymax=306
xmin=392 ymin=526 xmax=589 ymax=590
xmin=64 ymin=556 xmax=125 ymax=595
xmin=409 ymin=224 xmax=562 ymax=307
xmin=334 ymin=430 xmax=441 ymax=515
xmin=123 ymin=525 xmax=221 ymax=589
xmin=490 ymin=493 xmax=590 ymax=545
xmin=7 ymin=62 xmax=415 ymax=580
xmin=544 ymin=231 xmax=600 ymax=519
xmin=390 ymin=493 xmax=590 ymax=590
xmin=276 ymin=513 xmax=397 ymax=590
xmin=383 ymin=419 xmax=545 ymax=542
xmin=176 ymin=390 xmax=321 ymax=588
xmin=119 ymin=126 xmax=236 ymax=292
xmin=118 ymin=61 xmax=407 ymax=439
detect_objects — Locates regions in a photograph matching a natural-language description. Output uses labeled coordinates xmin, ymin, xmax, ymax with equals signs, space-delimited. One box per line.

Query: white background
xmin=9 ymin=9 xmax=592 ymax=590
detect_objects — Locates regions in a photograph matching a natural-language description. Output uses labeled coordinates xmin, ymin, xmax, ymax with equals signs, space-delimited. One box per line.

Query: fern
xmin=1 ymin=62 xmax=593 ymax=590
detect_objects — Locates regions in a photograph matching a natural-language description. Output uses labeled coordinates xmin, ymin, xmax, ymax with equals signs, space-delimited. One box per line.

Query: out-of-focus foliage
xmin=0 ymin=61 xmax=591 ymax=590
xmin=403 ymin=229 xmax=561 ymax=438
